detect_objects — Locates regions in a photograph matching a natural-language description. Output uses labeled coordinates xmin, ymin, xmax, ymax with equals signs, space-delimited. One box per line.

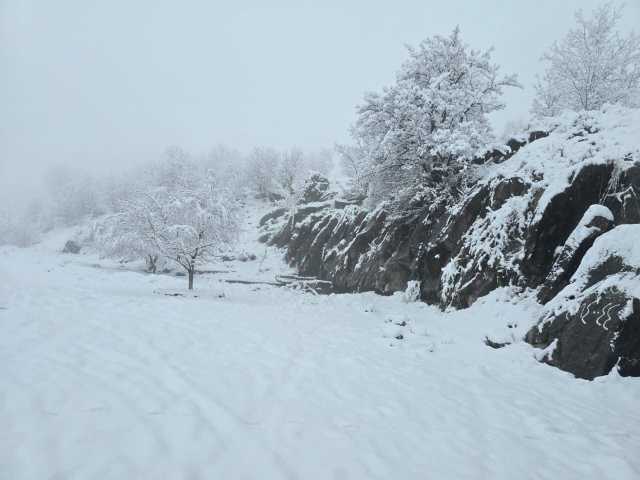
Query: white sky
xmin=1 ymin=0 xmax=639 ymax=200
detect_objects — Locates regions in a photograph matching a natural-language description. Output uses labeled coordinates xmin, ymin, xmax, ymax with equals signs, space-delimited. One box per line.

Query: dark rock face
xmin=476 ymin=131 xmax=550 ymax=165
xmin=437 ymin=177 xmax=531 ymax=308
xmin=522 ymin=163 xmax=614 ymax=286
xmin=263 ymin=158 xmax=639 ymax=311
xmin=259 ymin=208 xmax=287 ymax=228
xmin=490 ymin=177 xmax=528 ymax=210
xmin=62 ymin=240 xmax=81 ymax=254
xmin=603 ymin=164 xmax=640 ymax=225
xmin=527 ymin=222 xmax=640 ymax=379
xmin=265 ymin=174 xmax=533 ymax=305
xmin=506 ymin=137 xmax=527 ymax=154
xmin=526 ymin=289 xmax=640 ymax=379
xmin=528 ymin=130 xmax=549 ymax=142
xmin=537 ymin=206 xmax=614 ymax=304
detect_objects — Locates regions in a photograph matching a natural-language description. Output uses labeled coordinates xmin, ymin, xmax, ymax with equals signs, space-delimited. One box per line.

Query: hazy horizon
xmin=2 ymin=0 xmax=639 ymax=201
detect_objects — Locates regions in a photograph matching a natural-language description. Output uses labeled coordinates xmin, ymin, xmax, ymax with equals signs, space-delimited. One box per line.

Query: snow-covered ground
xmin=1 ymin=208 xmax=639 ymax=479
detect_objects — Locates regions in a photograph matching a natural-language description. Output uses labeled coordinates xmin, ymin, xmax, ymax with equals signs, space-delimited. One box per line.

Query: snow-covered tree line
xmin=338 ymin=3 xmax=639 ymax=209
xmin=0 ymin=145 xmax=333 ymax=251
xmin=245 ymin=147 xmax=333 ymax=201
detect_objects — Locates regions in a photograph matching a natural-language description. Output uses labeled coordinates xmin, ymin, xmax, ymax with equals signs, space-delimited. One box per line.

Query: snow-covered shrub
xmin=403 ymin=281 xmax=421 ymax=303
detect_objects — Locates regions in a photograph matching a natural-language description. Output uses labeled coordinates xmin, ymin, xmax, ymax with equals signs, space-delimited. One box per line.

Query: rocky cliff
xmin=260 ymin=106 xmax=640 ymax=379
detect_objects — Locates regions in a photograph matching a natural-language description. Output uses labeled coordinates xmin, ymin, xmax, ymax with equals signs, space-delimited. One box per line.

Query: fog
xmin=2 ymin=0 xmax=639 ymax=202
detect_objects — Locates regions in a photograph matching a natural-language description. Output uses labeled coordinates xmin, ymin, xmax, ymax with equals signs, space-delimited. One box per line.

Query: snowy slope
xmin=1 ymin=214 xmax=639 ymax=479
xmin=494 ymin=106 xmax=640 ymax=220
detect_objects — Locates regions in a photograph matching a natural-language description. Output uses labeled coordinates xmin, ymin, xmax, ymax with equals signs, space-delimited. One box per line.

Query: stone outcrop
xmin=526 ymin=224 xmax=640 ymax=379
xmin=527 ymin=288 xmax=640 ymax=379
xmin=263 ymin=156 xmax=638 ymax=308
xmin=537 ymin=205 xmax=614 ymax=304
xmin=260 ymin=107 xmax=640 ymax=379
xmin=300 ymin=173 xmax=333 ymax=204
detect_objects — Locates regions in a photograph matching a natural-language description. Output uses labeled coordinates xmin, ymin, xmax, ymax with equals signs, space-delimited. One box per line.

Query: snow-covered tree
xmin=98 ymin=153 xmax=240 ymax=289
xmin=342 ymin=26 xmax=520 ymax=206
xmin=305 ymin=148 xmax=333 ymax=176
xmin=44 ymin=166 xmax=105 ymax=227
xmin=533 ymin=3 xmax=640 ymax=116
xmin=336 ymin=142 xmax=370 ymax=198
xmin=94 ymin=210 xmax=161 ymax=272
xmin=205 ymin=144 xmax=248 ymax=198
xmin=244 ymin=146 xmax=336 ymax=202
xmin=155 ymin=146 xmax=201 ymax=191
xmin=277 ymin=148 xmax=306 ymax=195
xmin=0 ymin=205 xmax=41 ymax=247
xmin=246 ymin=147 xmax=281 ymax=200
xmin=129 ymin=180 xmax=237 ymax=288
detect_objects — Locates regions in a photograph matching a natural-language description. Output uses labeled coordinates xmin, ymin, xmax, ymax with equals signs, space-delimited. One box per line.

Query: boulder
xmin=300 ymin=173 xmax=332 ymax=204
xmin=527 ymin=288 xmax=640 ymax=379
xmin=62 ymin=240 xmax=81 ymax=254
xmin=527 ymin=224 xmax=640 ymax=379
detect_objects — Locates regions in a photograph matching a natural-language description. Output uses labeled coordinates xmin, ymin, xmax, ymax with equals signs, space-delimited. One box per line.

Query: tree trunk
xmin=188 ymin=268 xmax=194 ymax=290
xmin=147 ymin=255 xmax=157 ymax=274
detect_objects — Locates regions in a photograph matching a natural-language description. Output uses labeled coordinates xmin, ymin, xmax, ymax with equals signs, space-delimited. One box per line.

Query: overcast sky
xmin=1 ymin=0 xmax=639 ymax=200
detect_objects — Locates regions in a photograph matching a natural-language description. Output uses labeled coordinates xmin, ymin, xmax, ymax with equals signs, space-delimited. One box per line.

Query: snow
xmin=575 ymin=224 xmax=640 ymax=276
xmin=440 ymin=193 xmax=529 ymax=305
xmin=563 ymin=204 xmax=613 ymax=251
xmin=493 ymin=106 xmax=640 ymax=221
xmin=582 ymin=204 xmax=615 ymax=223
xmin=1 ymin=209 xmax=639 ymax=479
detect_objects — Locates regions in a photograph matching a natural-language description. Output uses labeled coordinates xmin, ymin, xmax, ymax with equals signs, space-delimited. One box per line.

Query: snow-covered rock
xmin=537 ymin=204 xmax=614 ymax=303
xmin=300 ymin=173 xmax=333 ymax=204
xmin=262 ymin=107 xmax=640 ymax=377
xmin=61 ymin=239 xmax=81 ymax=254
xmin=527 ymin=224 xmax=640 ymax=379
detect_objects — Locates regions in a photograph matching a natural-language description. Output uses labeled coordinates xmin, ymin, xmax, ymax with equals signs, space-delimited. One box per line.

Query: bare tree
xmin=533 ymin=2 xmax=640 ymax=116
